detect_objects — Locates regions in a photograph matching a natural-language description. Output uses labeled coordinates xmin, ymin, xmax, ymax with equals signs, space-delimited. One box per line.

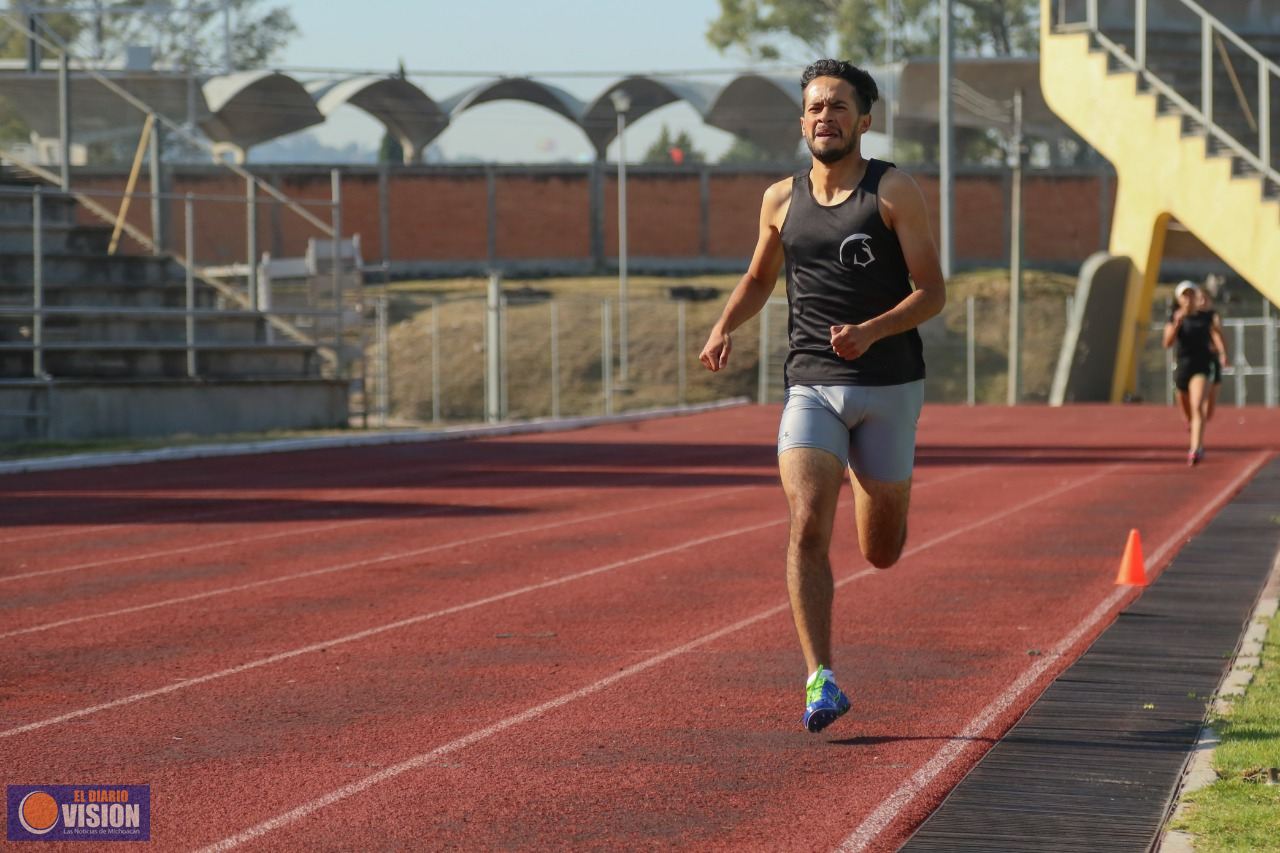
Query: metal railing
xmin=1144 ymin=307 xmax=1278 ymax=407
xmin=0 ymin=182 xmax=355 ymax=386
xmin=0 ymin=13 xmax=355 ymax=381
xmin=1057 ymin=0 xmax=1278 ymax=184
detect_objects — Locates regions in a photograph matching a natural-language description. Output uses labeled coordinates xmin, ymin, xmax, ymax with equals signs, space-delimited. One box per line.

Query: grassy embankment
xmin=1172 ymin=606 xmax=1280 ymax=852
xmin=377 ymin=267 xmax=1078 ymax=424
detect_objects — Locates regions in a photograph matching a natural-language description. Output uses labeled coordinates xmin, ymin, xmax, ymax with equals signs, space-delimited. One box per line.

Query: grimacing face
xmin=801 ymin=76 xmax=871 ymax=164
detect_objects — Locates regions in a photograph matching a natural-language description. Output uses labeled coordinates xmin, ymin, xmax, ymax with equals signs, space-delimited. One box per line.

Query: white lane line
xmin=0 ymin=452 xmax=527 ymax=548
xmin=189 ymin=462 xmax=1126 ymax=850
xmin=0 ymin=412 xmax=755 ymax=547
xmin=0 ymin=440 xmax=740 ymax=549
xmin=0 ymin=513 xmax=787 ymax=740
xmin=0 ymin=464 xmax=736 ymax=584
xmin=0 ymin=467 xmax=983 ymax=739
xmin=0 ymin=484 xmax=559 ymax=584
xmin=834 ymin=448 xmax=1272 ymax=853
xmin=190 ymin=588 xmax=833 ymax=852
xmin=0 ymin=485 xmax=752 ymax=640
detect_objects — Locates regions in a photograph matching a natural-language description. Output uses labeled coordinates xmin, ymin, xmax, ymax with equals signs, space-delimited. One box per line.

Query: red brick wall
xmin=603 ymin=171 xmax=703 ymax=257
xmin=68 ymin=165 xmax=1221 ymax=271
xmin=496 ymin=172 xmax=590 ymax=259
xmin=707 ymin=172 xmax=786 ymax=258
xmin=387 ymin=172 xmax=487 ymax=261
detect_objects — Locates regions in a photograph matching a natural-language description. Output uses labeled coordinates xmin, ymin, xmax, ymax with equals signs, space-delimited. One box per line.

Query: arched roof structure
xmin=306 ymin=76 xmax=447 ymax=164
xmin=439 ymin=77 xmax=585 ymax=125
xmin=703 ymin=73 xmax=802 ymax=160
xmin=0 ymin=59 xmax=1074 ymax=164
xmin=580 ymin=76 xmax=718 ymax=157
xmin=200 ymin=70 xmax=324 ymax=161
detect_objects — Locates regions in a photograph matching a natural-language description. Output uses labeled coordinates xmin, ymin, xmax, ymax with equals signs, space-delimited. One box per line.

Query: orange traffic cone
xmin=1115 ymin=528 xmax=1147 ymax=586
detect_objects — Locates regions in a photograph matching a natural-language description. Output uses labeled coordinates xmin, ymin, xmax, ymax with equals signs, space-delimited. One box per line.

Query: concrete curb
xmin=1159 ymin=547 xmax=1280 ymax=853
xmin=0 ymin=397 xmax=754 ymax=477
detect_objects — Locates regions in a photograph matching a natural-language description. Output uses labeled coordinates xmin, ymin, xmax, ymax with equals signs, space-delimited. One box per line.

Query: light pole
xmin=939 ymin=0 xmax=954 ymax=279
xmin=1007 ymin=89 xmax=1025 ymax=406
xmin=610 ymin=89 xmax=631 ymax=384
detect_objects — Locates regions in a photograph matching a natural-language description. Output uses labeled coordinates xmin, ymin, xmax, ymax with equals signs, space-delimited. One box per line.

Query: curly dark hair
xmin=800 ymin=59 xmax=879 ymax=115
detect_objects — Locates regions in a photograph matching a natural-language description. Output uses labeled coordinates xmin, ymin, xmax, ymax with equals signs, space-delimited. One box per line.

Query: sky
xmin=272 ymin=0 xmax=887 ymax=163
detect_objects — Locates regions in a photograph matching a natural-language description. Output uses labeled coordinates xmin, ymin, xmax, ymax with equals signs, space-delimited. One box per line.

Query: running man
xmin=699 ymin=59 xmax=945 ymax=733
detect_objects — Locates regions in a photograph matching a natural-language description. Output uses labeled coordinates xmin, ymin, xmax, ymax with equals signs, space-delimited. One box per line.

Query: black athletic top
xmin=1168 ymin=305 xmax=1214 ymax=365
xmin=780 ymin=159 xmax=925 ymax=387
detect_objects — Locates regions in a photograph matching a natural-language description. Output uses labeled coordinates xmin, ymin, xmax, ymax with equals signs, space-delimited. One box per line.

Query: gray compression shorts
xmin=777 ymin=381 xmax=925 ymax=482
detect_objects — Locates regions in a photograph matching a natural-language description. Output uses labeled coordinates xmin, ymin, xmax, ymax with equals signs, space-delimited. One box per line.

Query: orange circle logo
xmin=18 ymin=790 xmax=59 ymax=835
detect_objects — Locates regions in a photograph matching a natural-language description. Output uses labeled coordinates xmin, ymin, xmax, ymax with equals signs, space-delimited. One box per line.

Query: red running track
xmin=2 ymin=404 xmax=1279 ymax=851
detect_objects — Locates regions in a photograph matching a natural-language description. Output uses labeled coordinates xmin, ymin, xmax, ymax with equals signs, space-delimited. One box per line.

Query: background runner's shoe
xmin=803 ymin=672 xmax=851 ymax=733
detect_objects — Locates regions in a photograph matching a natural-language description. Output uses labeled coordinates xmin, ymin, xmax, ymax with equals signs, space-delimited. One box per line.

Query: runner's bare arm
xmin=1211 ymin=314 xmax=1229 ymax=364
xmin=830 ymin=169 xmax=945 ymax=358
xmin=700 ymin=179 xmax=791 ymax=372
xmin=1210 ymin=325 xmax=1229 ymax=365
xmin=1162 ymin=312 xmax=1184 ymax=348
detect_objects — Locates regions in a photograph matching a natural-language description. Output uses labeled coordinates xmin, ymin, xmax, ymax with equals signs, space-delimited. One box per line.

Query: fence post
xmin=1265 ymin=300 xmax=1276 ymax=408
xmin=148 ymin=115 xmax=164 ymax=254
xmin=246 ymin=176 xmax=258 ymax=309
xmin=486 ymin=273 xmax=502 ymax=424
xmin=602 ymin=298 xmax=614 ymax=416
xmin=330 ymin=168 xmax=343 ymax=377
xmin=375 ymin=294 xmax=389 ymax=428
xmin=184 ymin=193 xmax=196 ymax=378
xmin=500 ymin=292 xmax=509 ymax=420
xmin=1135 ymin=0 xmax=1147 ymax=68
xmin=966 ymin=295 xmax=976 ymax=405
xmin=677 ymin=299 xmax=687 ymax=407
xmin=1233 ymin=322 xmax=1246 ymax=406
xmin=58 ymin=51 xmax=70 ymax=191
xmin=1260 ymin=65 xmax=1271 ymax=173
xmin=1201 ymin=18 xmax=1214 ymax=129
xmin=431 ymin=296 xmax=442 ymax=424
xmin=32 ymin=186 xmax=43 ymax=379
xmin=259 ymin=253 xmax=274 ymax=344
xmin=550 ymin=299 xmax=561 ymax=419
xmin=757 ymin=300 xmax=770 ymax=404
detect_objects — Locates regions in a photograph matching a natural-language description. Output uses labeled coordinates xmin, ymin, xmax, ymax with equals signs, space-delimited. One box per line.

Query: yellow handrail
xmin=1214 ymin=32 xmax=1258 ymax=134
xmin=108 ymin=113 xmax=153 ymax=255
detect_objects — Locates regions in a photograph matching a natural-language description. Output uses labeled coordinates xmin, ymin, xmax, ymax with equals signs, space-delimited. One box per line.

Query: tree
xmin=378 ymin=59 xmax=410 ymax=165
xmin=642 ymin=125 xmax=704 ymax=166
xmin=0 ymin=2 xmax=298 ymax=159
xmin=719 ymin=135 xmax=799 ymax=165
xmin=706 ymin=0 xmax=1037 ymax=64
xmin=1 ymin=1 xmax=297 ymax=72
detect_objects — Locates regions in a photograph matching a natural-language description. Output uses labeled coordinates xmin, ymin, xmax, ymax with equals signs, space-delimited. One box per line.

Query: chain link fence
xmin=364 ymin=281 xmax=1100 ymax=425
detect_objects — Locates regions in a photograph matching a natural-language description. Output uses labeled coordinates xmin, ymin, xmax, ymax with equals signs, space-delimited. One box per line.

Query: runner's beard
xmin=806 ymin=132 xmax=857 ymax=164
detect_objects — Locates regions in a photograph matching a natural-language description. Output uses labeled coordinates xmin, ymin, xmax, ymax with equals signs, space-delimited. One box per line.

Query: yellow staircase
xmin=1040 ymin=0 xmax=1280 ymax=401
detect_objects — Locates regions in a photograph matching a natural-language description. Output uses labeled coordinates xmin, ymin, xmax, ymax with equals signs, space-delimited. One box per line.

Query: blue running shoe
xmin=803 ymin=668 xmax=851 ymax=733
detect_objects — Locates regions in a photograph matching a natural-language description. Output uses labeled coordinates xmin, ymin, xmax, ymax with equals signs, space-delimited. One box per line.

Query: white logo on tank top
xmin=838 ymin=233 xmax=875 ymax=268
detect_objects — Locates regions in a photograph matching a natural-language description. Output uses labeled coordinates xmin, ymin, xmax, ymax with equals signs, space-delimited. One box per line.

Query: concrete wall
xmin=0 ymin=379 xmax=349 ymax=441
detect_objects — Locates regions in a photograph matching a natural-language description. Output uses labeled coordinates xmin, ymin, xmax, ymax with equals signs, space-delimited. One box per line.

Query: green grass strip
xmin=1174 ymin=604 xmax=1280 ymax=851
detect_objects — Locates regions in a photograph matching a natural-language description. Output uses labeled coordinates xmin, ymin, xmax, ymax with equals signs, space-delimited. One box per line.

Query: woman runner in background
xmin=1163 ymin=280 xmax=1226 ymax=466
xmin=1197 ymin=283 xmax=1228 ymax=423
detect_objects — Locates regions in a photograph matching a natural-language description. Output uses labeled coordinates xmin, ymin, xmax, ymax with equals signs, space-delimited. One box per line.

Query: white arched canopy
xmin=307 ymin=76 xmax=448 ymax=164
xmin=201 ymin=70 xmax=324 ymax=161
xmin=580 ymin=76 xmax=718 ymax=158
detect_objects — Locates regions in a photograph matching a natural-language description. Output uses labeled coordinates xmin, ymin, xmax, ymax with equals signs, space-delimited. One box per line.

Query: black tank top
xmin=1169 ymin=305 xmax=1214 ymax=364
xmin=780 ymin=159 xmax=925 ymax=387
